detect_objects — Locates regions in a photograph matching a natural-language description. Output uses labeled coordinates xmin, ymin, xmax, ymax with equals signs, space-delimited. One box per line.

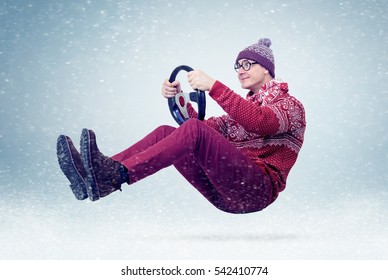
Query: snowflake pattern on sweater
xmin=188 ymin=79 xmax=306 ymax=195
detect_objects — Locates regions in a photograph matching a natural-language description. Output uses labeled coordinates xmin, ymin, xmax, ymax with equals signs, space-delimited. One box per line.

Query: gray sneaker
xmin=57 ymin=135 xmax=88 ymax=200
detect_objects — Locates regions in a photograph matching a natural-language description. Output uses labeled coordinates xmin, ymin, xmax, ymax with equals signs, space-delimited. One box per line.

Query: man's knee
xmin=181 ymin=118 xmax=205 ymax=130
xmin=154 ymin=125 xmax=176 ymax=136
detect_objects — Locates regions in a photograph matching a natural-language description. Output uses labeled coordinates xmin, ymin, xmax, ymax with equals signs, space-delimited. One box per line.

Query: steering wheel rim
xmin=168 ymin=65 xmax=206 ymax=125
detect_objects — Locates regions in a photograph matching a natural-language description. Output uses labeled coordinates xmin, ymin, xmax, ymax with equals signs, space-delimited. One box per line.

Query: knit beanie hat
xmin=236 ymin=38 xmax=275 ymax=78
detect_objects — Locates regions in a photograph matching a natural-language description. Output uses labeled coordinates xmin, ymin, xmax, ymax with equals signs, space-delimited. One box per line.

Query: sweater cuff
xmin=209 ymin=80 xmax=227 ymax=100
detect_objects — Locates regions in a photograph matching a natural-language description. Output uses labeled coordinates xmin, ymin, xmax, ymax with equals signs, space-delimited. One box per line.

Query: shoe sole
xmin=80 ymin=128 xmax=100 ymax=201
xmin=56 ymin=135 xmax=88 ymax=200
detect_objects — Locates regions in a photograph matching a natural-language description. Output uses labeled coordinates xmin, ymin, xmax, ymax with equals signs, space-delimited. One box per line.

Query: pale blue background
xmin=0 ymin=0 xmax=387 ymax=259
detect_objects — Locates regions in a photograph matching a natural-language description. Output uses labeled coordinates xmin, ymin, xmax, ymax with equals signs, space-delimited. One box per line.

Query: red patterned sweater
xmin=188 ymin=79 xmax=306 ymax=200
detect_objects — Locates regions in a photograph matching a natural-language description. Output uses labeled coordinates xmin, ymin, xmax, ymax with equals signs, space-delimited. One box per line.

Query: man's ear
xmin=264 ymin=69 xmax=269 ymax=74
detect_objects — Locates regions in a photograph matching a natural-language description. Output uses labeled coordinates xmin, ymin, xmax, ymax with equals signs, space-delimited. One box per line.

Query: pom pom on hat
xmin=258 ymin=38 xmax=271 ymax=47
xmin=236 ymin=38 xmax=275 ymax=78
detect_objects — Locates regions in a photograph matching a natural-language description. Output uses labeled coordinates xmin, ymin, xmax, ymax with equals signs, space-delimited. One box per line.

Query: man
xmin=57 ymin=38 xmax=306 ymax=214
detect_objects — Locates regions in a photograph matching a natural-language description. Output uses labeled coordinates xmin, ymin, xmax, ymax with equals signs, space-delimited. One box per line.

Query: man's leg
xmin=111 ymin=125 xmax=176 ymax=162
xmin=120 ymin=119 xmax=274 ymax=213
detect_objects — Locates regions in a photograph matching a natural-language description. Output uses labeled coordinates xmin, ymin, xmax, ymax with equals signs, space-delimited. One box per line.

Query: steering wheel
xmin=168 ymin=65 xmax=206 ymax=125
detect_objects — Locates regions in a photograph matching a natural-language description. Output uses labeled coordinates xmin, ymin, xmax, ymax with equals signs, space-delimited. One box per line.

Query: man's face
xmin=236 ymin=59 xmax=268 ymax=93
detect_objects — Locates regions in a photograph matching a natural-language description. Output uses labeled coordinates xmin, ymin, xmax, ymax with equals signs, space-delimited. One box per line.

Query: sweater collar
xmin=247 ymin=79 xmax=288 ymax=104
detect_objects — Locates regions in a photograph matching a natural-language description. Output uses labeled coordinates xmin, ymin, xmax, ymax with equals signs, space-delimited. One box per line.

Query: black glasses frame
xmin=234 ymin=60 xmax=258 ymax=72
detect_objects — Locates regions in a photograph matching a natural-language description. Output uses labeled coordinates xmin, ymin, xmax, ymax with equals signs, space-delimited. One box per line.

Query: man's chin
xmin=240 ymin=83 xmax=250 ymax=90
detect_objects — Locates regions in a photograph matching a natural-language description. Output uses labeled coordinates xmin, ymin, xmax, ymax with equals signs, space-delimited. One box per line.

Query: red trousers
xmin=112 ymin=119 xmax=274 ymax=214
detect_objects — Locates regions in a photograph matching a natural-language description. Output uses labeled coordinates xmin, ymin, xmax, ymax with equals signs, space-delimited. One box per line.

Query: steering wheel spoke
xmin=173 ymin=92 xmax=191 ymax=119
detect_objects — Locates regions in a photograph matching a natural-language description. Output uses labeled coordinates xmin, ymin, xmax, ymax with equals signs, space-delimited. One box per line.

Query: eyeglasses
xmin=234 ymin=60 xmax=258 ymax=72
